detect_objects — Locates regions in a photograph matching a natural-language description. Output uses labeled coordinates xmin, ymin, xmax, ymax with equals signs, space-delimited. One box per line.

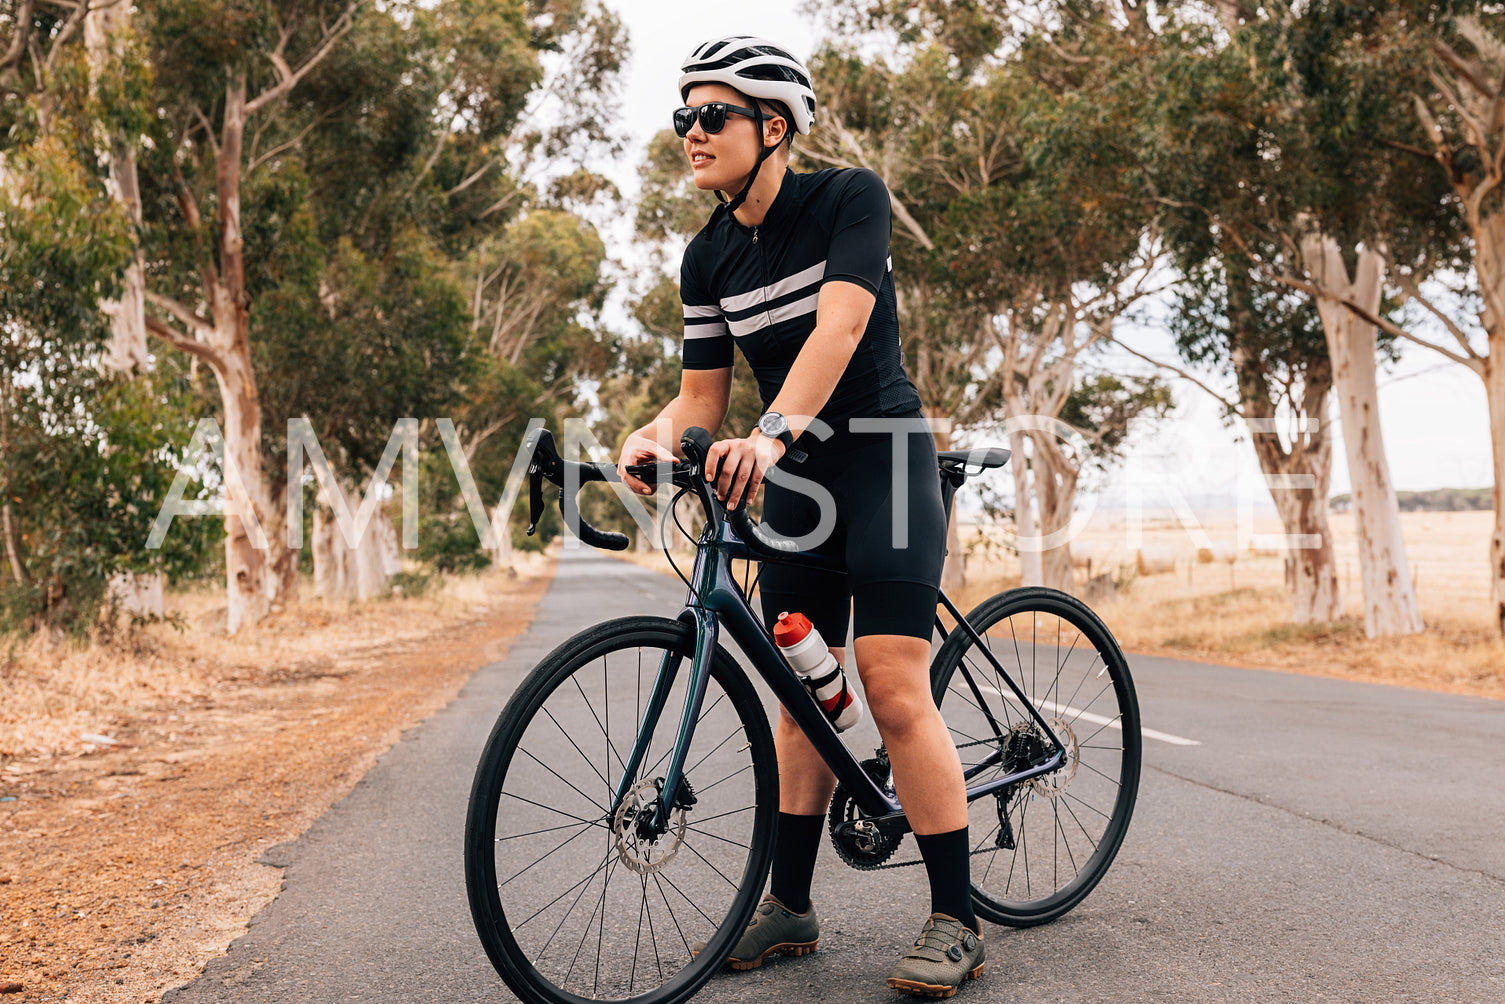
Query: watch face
xmin=759 ymin=413 xmax=787 ymax=437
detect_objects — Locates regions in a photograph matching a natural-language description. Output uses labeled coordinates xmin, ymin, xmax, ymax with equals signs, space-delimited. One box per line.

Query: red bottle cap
xmin=773 ymin=611 xmax=812 ymax=647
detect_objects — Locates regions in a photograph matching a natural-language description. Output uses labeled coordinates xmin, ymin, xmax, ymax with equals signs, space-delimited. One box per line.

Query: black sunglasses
xmin=673 ymin=102 xmax=760 ymax=138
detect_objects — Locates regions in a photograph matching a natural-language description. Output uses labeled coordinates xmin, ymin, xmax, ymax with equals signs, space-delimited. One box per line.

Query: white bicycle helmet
xmin=678 ymin=36 xmax=816 ymax=136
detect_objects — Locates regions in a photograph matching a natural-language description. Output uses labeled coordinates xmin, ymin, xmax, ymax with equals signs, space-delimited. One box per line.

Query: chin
xmin=691 ymin=163 xmax=744 ymax=193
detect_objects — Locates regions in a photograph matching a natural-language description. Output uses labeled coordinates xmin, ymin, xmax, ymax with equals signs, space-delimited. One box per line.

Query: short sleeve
xmin=819 ymin=169 xmax=892 ymax=296
xmin=679 ymin=250 xmax=733 ymax=370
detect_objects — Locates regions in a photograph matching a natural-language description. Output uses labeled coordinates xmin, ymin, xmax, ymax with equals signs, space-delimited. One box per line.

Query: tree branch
xmin=144 ymin=314 xmax=221 ymax=366
xmin=144 ymin=291 xmax=213 ymax=336
xmin=248 ymin=100 xmax=349 ymax=172
xmin=1273 ymin=272 xmax=1478 ymax=370
xmin=0 ymin=0 xmax=36 ymax=87
xmin=245 ymin=0 xmax=361 ymax=116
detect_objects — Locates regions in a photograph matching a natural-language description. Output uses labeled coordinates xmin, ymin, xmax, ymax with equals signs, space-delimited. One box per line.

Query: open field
xmin=953 ymin=509 xmax=1504 ymax=701
xmin=614 ymin=509 xmax=1504 ymax=701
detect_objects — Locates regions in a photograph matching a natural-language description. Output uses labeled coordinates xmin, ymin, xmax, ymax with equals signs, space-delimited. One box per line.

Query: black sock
xmin=768 ymin=812 xmax=825 ymax=914
xmin=915 ymin=826 xmax=979 ymax=935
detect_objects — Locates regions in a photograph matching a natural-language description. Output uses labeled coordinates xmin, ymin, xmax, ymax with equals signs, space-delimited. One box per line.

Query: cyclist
xmin=616 ymin=35 xmax=984 ymax=997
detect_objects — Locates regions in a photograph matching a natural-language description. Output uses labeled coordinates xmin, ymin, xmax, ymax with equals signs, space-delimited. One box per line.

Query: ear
xmin=763 ymin=113 xmax=788 ymax=149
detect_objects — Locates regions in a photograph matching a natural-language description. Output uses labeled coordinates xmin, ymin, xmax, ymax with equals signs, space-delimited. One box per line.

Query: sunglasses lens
xmin=673 ymin=107 xmax=695 ymax=137
xmin=700 ymin=103 xmax=726 ymax=133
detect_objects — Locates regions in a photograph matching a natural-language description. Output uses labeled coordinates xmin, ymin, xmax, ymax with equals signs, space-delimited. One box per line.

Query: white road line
xmin=977 ymin=684 xmax=1201 ymax=747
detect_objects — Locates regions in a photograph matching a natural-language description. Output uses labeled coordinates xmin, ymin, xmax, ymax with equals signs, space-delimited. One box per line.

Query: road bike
xmin=464 ymin=425 xmax=1141 ymax=1004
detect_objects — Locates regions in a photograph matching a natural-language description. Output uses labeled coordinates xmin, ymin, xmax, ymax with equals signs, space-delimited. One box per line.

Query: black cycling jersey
xmin=679 ymin=167 xmax=923 ymax=426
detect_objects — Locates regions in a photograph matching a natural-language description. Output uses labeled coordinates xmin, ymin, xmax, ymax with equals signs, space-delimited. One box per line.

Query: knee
xmin=862 ymin=676 xmax=936 ymax=740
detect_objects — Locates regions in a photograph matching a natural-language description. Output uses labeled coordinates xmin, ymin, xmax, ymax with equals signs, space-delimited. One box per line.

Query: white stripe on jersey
xmin=683 ymin=304 xmax=721 ymax=319
xmin=684 ymin=320 xmax=729 ymax=340
xmin=720 ymin=259 xmax=827 ymax=313
xmin=727 ymin=290 xmax=820 ymax=337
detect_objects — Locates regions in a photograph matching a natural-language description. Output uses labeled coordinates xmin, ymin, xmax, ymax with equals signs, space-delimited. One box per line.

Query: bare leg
xmin=775 ymin=645 xmax=842 ymax=815
xmin=852 ymin=634 xmax=966 ymax=834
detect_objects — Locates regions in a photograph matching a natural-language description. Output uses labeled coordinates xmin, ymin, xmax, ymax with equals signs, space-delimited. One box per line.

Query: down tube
xmin=714 ymin=590 xmax=898 ymax=818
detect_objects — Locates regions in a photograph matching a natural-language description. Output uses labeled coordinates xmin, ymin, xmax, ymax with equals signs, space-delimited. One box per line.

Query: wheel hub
xmin=611 ymin=778 xmax=688 ymax=875
xmin=1029 ymin=718 xmax=1079 ymax=798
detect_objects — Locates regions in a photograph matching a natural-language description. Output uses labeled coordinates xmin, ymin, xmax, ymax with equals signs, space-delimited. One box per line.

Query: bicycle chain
xmin=840 ymin=736 xmax=1013 ymax=871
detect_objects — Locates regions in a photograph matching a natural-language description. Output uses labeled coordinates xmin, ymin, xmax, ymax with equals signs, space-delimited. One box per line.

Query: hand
xmin=617 ymin=431 xmax=676 ymax=496
xmin=705 ymin=432 xmax=785 ymax=510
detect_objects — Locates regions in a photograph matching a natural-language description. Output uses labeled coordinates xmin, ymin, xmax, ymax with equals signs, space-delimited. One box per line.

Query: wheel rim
xmin=936 ymin=594 xmax=1139 ymax=922
xmin=481 ymin=631 xmax=770 ymax=1001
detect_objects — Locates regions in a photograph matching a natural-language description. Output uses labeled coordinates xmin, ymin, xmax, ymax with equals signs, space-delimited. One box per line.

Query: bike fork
xmin=609 ymin=608 xmax=719 ymax=831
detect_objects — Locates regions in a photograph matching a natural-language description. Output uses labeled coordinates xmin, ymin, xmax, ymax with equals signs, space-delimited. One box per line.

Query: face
xmin=681 ymin=83 xmax=785 ymax=191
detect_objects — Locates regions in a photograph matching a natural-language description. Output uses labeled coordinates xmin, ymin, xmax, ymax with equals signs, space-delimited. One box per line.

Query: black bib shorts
xmin=755 ymin=412 xmax=948 ymax=646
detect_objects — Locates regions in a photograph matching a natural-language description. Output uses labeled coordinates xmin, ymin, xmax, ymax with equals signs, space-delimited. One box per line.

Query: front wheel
xmin=931 ymin=587 xmax=1141 ymax=927
xmin=465 ymin=616 xmax=779 ymax=1004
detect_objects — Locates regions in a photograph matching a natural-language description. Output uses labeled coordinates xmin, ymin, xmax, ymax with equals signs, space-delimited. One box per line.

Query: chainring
xmin=827 ymin=756 xmax=904 ymax=870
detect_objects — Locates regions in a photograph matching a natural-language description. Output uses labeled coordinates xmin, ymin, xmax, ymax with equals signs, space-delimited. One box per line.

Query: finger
xmin=720 ymin=449 xmax=751 ymax=501
xmin=727 ymin=459 xmax=755 ymax=510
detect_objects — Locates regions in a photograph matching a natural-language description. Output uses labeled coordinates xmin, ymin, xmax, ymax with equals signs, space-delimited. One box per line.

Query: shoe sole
xmin=724 ymin=940 xmax=819 ymax=971
xmin=886 ymin=962 xmax=985 ymax=998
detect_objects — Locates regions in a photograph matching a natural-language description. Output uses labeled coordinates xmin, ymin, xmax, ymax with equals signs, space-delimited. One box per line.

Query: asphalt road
xmin=163 ymin=546 xmax=1505 ymax=1004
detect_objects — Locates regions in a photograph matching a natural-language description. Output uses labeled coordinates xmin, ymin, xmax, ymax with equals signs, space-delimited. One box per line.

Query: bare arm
xmin=617 ymin=367 xmax=733 ymax=494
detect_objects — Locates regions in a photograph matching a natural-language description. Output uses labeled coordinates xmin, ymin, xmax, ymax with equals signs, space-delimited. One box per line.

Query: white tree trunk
xmin=107 ymin=571 xmax=165 ymax=619
xmin=1030 ymin=433 xmax=1078 ymax=596
xmin=1303 ymin=237 xmax=1423 ymax=637
xmin=1010 ymin=430 xmax=1043 ymax=587
xmin=85 ymin=1 xmax=149 ymax=374
xmin=313 ymin=487 xmax=397 ymax=601
xmin=1486 ymin=353 xmax=1505 ymax=636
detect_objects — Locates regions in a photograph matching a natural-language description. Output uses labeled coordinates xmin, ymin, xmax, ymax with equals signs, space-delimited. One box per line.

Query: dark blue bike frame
xmin=610 ymin=512 xmax=1069 ymax=831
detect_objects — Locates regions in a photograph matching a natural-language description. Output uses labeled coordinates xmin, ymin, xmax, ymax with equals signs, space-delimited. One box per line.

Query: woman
xmin=616 ymin=36 xmax=984 ymax=997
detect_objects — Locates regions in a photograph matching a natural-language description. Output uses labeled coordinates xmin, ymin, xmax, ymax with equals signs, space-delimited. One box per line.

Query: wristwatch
xmin=756 ymin=412 xmax=795 ymax=453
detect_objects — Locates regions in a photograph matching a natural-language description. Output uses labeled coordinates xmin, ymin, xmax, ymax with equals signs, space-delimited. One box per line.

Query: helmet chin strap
xmin=718 ymin=104 xmax=777 ymax=217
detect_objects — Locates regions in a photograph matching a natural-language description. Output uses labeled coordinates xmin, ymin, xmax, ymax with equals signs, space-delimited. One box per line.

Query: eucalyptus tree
xmin=1136 ymin=1 xmax=1450 ymax=633
xmin=803 ymin=6 xmax=1170 ymax=593
xmin=1312 ymin=7 xmax=1505 ymax=637
xmin=0 ymin=27 xmax=213 ymax=632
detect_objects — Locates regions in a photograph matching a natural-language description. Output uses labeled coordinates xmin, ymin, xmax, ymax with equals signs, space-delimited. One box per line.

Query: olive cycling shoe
xmin=885 ymin=914 xmax=985 ymax=998
xmin=692 ymin=893 xmax=819 ymax=971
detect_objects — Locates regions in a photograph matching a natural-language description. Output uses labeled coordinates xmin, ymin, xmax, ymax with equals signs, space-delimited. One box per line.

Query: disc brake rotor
xmin=1030 ymin=718 xmax=1079 ymax=798
xmin=612 ymin=778 xmax=687 ymax=875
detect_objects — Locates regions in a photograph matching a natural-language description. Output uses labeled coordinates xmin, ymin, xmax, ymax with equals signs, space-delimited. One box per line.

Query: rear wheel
xmin=930 ymin=587 xmax=1140 ymax=927
xmin=465 ymin=616 xmax=778 ymax=1004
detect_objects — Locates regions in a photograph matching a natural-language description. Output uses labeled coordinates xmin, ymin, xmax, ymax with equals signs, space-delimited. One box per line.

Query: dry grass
xmin=611 ymin=511 xmax=1505 ymax=702
xmin=953 ymin=510 xmax=1505 ymax=701
xmin=0 ymin=553 xmax=551 ymax=759
xmin=0 ymin=554 xmax=557 ymax=1004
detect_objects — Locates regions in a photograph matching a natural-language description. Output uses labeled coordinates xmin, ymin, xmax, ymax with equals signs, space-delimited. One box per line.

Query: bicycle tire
xmin=465 ymin=616 xmax=779 ymax=1004
xmin=930 ymin=587 xmax=1141 ymax=927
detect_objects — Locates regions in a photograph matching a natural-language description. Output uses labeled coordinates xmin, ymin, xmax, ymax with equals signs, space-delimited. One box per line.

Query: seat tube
xmin=656 ymin=606 xmax=719 ymax=821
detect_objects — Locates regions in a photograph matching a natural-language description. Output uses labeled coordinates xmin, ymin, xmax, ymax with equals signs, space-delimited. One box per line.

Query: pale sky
xmin=595 ymin=0 xmax=1496 ymax=500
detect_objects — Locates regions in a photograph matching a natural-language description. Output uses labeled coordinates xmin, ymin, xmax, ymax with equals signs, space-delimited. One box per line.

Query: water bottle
xmin=773 ymin=611 xmax=863 ymax=732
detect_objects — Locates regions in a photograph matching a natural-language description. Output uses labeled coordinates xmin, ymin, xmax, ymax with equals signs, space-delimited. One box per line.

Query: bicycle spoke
xmin=542 ymin=706 xmax=613 ymax=795
xmin=497 ymin=818 xmax=597 ymax=844
xmin=684 ymin=824 xmax=751 ymax=849
xmin=500 ymin=791 xmax=604 ymax=827
xmin=499 ymin=807 xmax=600 ymax=888
xmin=517 ymin=746 xmax=608 ymax=815
xmin=679 ymin=835 xmax=741 ymax=890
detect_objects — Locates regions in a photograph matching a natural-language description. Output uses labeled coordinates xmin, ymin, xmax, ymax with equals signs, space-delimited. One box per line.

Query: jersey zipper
xmin=752 ymin=226 xmax=759 ymax=245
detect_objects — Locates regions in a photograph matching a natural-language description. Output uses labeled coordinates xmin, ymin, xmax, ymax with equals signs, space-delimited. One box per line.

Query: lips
xmin=690 ymin=151 xmax=715 ymax=168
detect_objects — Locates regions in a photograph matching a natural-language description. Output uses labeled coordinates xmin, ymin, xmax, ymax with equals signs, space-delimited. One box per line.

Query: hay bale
xmin=1197 ymin=544 xmax=1237 ymax=565
xmin=1136 ymin=547 xmax=1176 ymax=576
